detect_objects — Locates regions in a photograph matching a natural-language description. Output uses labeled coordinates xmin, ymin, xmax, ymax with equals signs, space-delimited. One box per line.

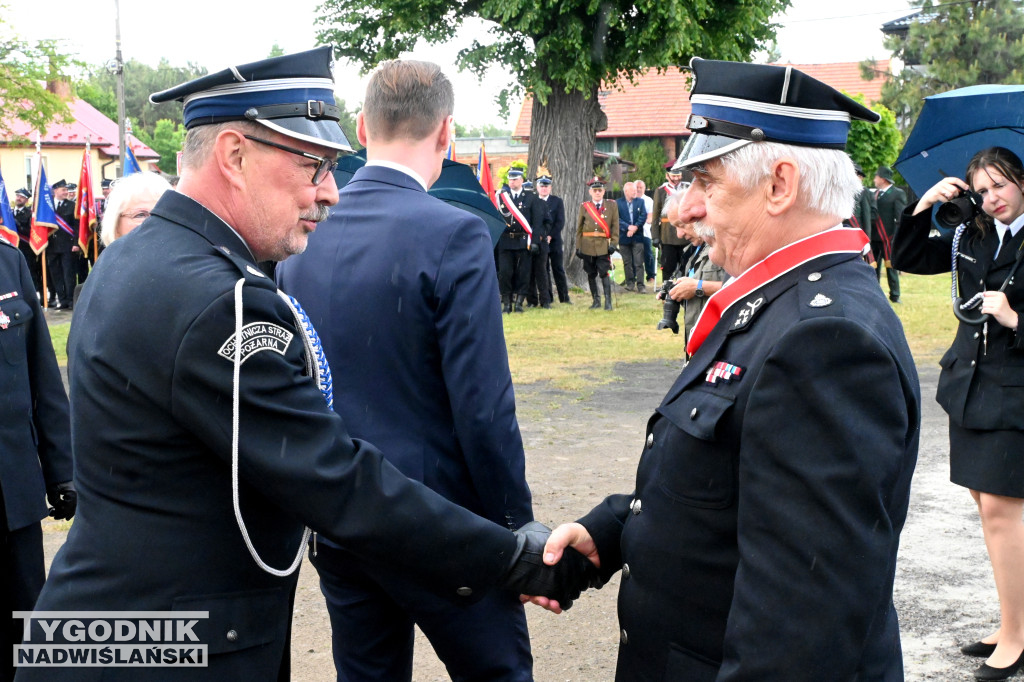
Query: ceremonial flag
xmin=29 ymin=161 xmax=58 ymax=255
xmin=75 ymin=146 xmax=98 ymax=251
xmin=445 ymin=140 xmax=454 ymax=161
xmin=0 ymin=165 xmax=19 ymax=247
xmin=123 ymin=143 xmax=142 ymax=175
xmin=477 ymin=143 xmax=496 ymax=208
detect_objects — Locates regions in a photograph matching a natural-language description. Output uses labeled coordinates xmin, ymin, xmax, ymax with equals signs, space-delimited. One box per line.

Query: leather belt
xmin=582 ymin=231 xmax=607 ymax=238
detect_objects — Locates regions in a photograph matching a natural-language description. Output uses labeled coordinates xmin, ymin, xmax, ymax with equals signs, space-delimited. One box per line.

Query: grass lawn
xmin=44 ymin=270 xmax=955 ymax=391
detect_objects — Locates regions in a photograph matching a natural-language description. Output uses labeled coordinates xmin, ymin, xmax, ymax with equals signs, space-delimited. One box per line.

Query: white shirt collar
xmin=365 ymin=160 xmax=428 ymax=191
xmin=994 ymin=213 xmax=1024 ymax=258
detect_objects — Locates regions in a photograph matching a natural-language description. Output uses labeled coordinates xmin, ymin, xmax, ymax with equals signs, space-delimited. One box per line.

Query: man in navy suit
xmin=616 ymin=181 xmax=648 ymax=292
xmin=277 ymin=60 xmax=535 ymax=682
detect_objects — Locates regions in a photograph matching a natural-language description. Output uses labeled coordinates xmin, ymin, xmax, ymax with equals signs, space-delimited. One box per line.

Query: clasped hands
xmin=501 ymin=521 xmax=601 ymax=615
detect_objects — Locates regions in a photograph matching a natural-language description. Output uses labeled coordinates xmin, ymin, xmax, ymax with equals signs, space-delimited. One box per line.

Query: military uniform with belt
xmin=575 ymin=177 xmax=618 ymax=310
xmin=496 ymin=169 xmax=545 ymax=313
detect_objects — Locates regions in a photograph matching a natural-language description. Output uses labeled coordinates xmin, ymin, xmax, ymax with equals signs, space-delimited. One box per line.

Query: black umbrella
xmin=331 ymin=154 xmax=505 ymax=247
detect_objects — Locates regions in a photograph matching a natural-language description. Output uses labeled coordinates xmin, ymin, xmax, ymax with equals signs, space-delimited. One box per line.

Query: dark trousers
xmin=497 ymin=247 xmax=532 ymax=298
xmin=660 ymin=243 xmax=687 ymax=280
xmin=311 ymin=542 xmax=532 ymax=682
xmin=45 ymin=250 xmax=75 ymax=306
xmin=547 ymin=243 xmax=569 ymax=302
xmin=642 ymin=237 xmax=656 ymax=280
xmin=871 ymin=240 xmax=900 ymax=299
xmin=582 ymin=253 xmax=612 ymax=279
xmin=526 ymin=242 xmax=551 ymax=306
xmin=620 ymin=242 xmax=644 ymax=287
xmin=1 ymin=497 xmax=45 ymax=682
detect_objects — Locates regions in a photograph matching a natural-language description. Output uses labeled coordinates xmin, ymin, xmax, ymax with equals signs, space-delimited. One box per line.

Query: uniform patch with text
xmin=705 ymin=361 xmax=744 ymax=385
xmin=217 ymin=322 xmax=293 ymax=364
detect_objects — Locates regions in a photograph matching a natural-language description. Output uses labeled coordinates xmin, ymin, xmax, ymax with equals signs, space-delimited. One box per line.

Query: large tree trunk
xmin=527 ymin=81 xmax=607 ymax=287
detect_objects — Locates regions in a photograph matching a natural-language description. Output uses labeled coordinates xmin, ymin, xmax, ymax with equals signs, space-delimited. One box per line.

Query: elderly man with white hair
xmin=533 ymin=58 xmax=922 ymax=681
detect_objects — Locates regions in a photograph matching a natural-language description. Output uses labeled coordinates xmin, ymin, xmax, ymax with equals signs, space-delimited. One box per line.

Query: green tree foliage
xmin=618 ymin=140 xmax=670 ymax=192
xmin=268 ymin=43 xmax=286 ymax=58
xmin=76 ymin=58 xmax=208 ymax=139
xmin=844 ymin=93 xmax=902 ymax=186
xmin=0 ymin=7 xmax=76 ymax=137
xmin=454 ymin=122 xmax=511 ymax=138
xmin=877 ymin=0 xmax=1024 ymax=130
xmin=315 ymin=0 xmax=790 ymax=284
xmin=134 ymin=119 xmax=186 ymax=175
xmin=335 ymin=99 xmax=360 ymax=149
xmin=498 ymin=159 xmax=528 ymax=187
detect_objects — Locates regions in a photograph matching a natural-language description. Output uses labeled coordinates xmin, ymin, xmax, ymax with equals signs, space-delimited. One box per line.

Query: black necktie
xmin=997 ymin=229 xmax=1014 ymax=260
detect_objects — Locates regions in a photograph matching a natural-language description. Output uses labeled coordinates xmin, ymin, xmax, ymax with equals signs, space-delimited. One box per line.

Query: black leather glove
xmin=575 ymin=249 xmax=584 ymax=259
xmin=608 ymin=245 xmax=616 ymax=255
xmin=47 ymin=481 xmax=77 ymax=521
xmin=498 ymin=521 xmax=603 ymax=610
xmin=530 ymin=243 xmax=539 ymax=254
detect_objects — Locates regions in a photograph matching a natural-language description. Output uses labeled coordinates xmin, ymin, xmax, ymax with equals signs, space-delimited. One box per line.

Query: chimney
xmin=46 ymin=78 xmax=72 ymax=100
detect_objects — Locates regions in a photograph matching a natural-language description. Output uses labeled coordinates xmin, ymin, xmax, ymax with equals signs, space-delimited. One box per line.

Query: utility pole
xmin=110 ymin=0 xmax=126 ymax=176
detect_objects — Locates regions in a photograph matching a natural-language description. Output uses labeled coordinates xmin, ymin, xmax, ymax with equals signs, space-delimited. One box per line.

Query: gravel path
xmin=41 ymin=359 xmax=997 ymax=680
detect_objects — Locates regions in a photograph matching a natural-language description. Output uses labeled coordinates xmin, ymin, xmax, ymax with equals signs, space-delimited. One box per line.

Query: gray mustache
xmin=301 ymin=204 xmax=331 ymax=223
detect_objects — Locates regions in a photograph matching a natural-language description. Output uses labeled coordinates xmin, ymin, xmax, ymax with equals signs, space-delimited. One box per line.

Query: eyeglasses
xmin=243 ymin=135 xmax=337 ymax=185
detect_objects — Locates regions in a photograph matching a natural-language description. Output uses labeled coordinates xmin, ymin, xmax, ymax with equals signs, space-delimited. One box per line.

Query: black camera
xmin=656 ymin=279 xmax=680 ymax=334
xmin=936 ymin=189 xmax=983 ymax=229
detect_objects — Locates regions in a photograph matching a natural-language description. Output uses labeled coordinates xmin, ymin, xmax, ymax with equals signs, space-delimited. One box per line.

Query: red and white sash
xmin=499 ymin=191 xmax=533 ymax=248
xmin=685 ymin=227 xmax=870 ymax=356
xmin=582 ymin=202 xmax=611 ymax=238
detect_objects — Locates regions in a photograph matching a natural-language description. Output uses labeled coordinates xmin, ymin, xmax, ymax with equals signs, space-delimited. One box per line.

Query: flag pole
xmin=114 ymin=0 xmax=126 ymax=177
xmin=35 ymin=133 xmax=48 ymax=309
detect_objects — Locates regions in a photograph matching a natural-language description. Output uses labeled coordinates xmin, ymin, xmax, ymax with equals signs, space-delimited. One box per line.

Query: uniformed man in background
xmin=496 ymin=168 xmax=544 ymax=313
xmin=575 ymin=177 xmax=618 ymax=310
xmin=537 ymin=173 xmax=570 ymax=304
xmin=0 ymin=238 xmax=75 ymax=680
xmin=19 ymin=48 xmax=595 ymax=682
xmin=649 ymin=168 xmax=690 ymax=280
xmin=534 ymin=58 xmax=920 ymax=681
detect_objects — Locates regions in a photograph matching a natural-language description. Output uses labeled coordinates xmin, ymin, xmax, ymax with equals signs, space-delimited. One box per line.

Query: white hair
xmin=719 ymin=142 xmax=861 ymax=220
xmin=100 ymin=173 xmax=172 ymax=246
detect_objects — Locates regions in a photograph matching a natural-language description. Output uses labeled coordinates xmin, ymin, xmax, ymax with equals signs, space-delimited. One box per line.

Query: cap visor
xmin=673 ymin=133 xmax=751 ymax=170
xmin=258 ymin=118 xmax=353 ymax=154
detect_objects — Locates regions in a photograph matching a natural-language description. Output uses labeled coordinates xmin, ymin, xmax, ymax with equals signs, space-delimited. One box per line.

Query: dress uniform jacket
xmin=874 ymin=186 xmax=907 ymax=243
xmin=49 ymin=200 xmax=76 ymax=254
xmin=0 ymin=240 xmax=72 ymax=532
xmin=542 ymin=194 xmax=566 ymax=248
xmin=578 ymin=241 xmax=920 ymax=681
xmin=497 ymin=188 xmax=546 ymax=250
xmin=22 ymin=190 xmax=520 ymax=681
xmin=576 ymin=201 xmax=619 ymax=256
xmin=892 ymin=209 xmax=1024 ymax=429
xmin=650 ymin=184 xmax=687 ymax=247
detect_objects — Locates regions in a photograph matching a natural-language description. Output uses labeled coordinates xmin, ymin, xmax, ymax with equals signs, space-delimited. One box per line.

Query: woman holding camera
xmin=892 ymin=146 xmax=1024 ymax=681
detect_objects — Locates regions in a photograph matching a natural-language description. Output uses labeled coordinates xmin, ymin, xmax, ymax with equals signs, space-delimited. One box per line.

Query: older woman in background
xmin=100 ymin=172 xmax=172 ymax=247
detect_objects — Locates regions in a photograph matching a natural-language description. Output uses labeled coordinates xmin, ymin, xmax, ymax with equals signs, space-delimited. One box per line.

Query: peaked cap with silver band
xmin=150 ymin=46 xmax=352 ymax=153
xmin=673 ymin=57 xmax=880 ymax=170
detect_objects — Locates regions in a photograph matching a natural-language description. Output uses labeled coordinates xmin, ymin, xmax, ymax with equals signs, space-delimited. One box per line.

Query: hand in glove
xmin=608 ymin=245 xmax=616 ymax=255
xmin=499 ymin=521 xmax=602 ymax=611
xmin=47 ymin=481 xmax=77 ymax=521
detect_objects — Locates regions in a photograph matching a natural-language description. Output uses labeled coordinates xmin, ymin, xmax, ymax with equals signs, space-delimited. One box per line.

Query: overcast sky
xmin=12 ymin=0 xmax=916 ymax=127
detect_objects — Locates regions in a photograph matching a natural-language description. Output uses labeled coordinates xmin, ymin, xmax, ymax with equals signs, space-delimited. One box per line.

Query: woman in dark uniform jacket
xmin=892 ymin=147 xmax=1024 ymax=681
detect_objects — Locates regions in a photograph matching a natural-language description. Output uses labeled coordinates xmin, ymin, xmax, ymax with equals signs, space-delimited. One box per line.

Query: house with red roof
xmin=512 ymin=60 xmax=891 ymax=167
xmin=1 ymin=83 xmax=160 ymax=194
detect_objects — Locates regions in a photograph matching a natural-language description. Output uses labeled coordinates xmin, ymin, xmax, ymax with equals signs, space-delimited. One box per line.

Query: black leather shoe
xmin=963 ymin=642 xmax=999 ymax=658
xmin=975 ymin=650 xmax=1024 ymax=680
xmin=890 ymin=296 xmax=901 ymax=304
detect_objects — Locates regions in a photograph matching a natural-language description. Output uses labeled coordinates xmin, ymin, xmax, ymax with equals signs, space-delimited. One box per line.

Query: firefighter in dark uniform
xmin=496 ymin=168 xmax=545 ymax=313
xmin=534 ymin=58 xmax=921 ymax=681
xmin=537 ymin=174 xmax=570 ymax=304
xmin=12 ymin=188 xmax=42 ymax=301
xmin=47 ymin=180 xmax=77 ymax=310
xmin=18 ymin=48 xmax=595 ymax=682
xmin=650 ymin=169 xmax=690 ymax=279
xmin=575 ymin=177 xmax=618 ymax=310
xmin=0 ymin=238 xmax=75 ymax=679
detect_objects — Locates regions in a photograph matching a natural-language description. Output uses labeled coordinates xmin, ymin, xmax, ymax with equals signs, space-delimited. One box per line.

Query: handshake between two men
xmin=504 ymin=521 xmax=601 ymax=613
